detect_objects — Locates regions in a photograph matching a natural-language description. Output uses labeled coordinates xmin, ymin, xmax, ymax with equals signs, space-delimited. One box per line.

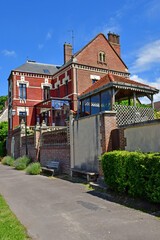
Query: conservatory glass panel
xmin=91 ymin=94 xmax=100 ymax=115
xmin=84 ymin=98 xmax=90 ymax=115
xmin=101 ymin=89 xmax=111 ymax=111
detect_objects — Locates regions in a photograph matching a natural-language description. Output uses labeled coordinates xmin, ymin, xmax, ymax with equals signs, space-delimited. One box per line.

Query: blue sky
xmin=1 ymin=0 xmax=160 ymax=103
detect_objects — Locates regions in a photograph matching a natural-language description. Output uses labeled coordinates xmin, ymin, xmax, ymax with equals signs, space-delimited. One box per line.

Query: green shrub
xmin=14 ymin=162 xmax=27 ymax=170
xmin=101 ymin=151 xmax=160 ymax=203
xmin=6 ymin=156 xmax=15 ymax=166
xmin=1 ymin=156 xmax=14 ymax=166
xmin=26 ymin=163 xmax=41 ymax=175
xmin=2 ymin=157 xmax=8 ymax=165
xmin=13 ymin=156 xmax=31 ymax=170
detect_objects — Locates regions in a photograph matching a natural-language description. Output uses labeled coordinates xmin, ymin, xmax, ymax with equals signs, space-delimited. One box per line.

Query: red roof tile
xmin=80 ymin=73 xmax=157 ymax=96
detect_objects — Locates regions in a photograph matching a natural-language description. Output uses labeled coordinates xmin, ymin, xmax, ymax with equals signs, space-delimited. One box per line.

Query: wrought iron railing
xmin=114 ymin=104 xmax=154 ymax=127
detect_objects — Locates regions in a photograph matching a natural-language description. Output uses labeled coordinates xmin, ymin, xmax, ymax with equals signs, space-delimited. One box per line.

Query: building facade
xmin=8 ymin=32 xmax=158 ymax=134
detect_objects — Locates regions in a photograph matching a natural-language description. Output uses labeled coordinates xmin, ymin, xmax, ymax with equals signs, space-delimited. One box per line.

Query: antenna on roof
xmin=68 ymin=30 xmax=74 ymax=54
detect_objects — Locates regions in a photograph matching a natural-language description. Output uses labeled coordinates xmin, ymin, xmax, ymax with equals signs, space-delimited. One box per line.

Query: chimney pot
xmin=64 ymin=42 xmax=72 ymax=64
xmin=107 ymin=32 xmax=121 ymax=57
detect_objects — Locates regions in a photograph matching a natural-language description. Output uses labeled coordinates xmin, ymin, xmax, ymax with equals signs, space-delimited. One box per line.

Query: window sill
xmin=97 ymin=61 xmax=107 ymax=66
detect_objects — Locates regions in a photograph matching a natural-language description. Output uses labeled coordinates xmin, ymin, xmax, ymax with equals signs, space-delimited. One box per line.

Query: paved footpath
xmin=0 ymin=164 xmax=160 ymax=240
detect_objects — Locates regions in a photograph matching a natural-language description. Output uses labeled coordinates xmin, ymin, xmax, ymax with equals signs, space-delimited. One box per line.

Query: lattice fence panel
xmin=114 ymin=105 xmax=154 ymax=127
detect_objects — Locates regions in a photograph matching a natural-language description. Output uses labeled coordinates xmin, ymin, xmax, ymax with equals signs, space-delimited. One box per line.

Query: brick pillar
xmin=34 ymin=122 xmax=41 ymax=161
xmin=40 ymin=120 xmax=48 ymax=146
xmin=99 ymin=111 xmax=117 ymax=180
xmin=20 ymin=120 xmax=25 ymax=147
xmin=119 ymin=128 xmax=126 ymax=150
xmin=100 ymin=111 xmax=117 ymax=154
xmin=34 ymin=122 xmax=40 ymax=148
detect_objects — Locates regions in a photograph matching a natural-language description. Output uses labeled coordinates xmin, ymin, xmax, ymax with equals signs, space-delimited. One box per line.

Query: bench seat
xmin=71 ymin=168 xmax=99 ymax=182
xmin=41 ymin=161 xmax=60 ymax=176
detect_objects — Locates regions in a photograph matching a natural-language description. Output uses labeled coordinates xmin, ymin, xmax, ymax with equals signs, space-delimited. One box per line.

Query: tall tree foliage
xmin=0 ymin=121 xmax=8 ymax=157
xmin=0 ymin=95 xmax=8 ymax=111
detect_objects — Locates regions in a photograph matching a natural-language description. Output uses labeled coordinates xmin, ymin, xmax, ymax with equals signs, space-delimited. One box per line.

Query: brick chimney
xmin=64 ymin=42 xmax=72 ymax=64
xmin=107 ymin=32 xmax=121 ymax=57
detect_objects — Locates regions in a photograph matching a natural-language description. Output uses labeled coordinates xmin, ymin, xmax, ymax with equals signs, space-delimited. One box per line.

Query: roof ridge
xmin=108 ymin=72 xmax=114 ymax=82
xmin=27 ymin=62 xmax=61 ymax=67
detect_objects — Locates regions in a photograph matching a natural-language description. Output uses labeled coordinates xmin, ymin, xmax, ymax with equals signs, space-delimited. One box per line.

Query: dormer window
xmin=43 ymin=69 xmax=50 ymax=74
xmin=98 ymin=51 xmax=106 ymax=63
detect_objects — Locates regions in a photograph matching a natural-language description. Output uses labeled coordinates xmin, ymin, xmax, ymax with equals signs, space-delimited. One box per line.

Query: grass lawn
xmin=0 ymin=194 xmax=30 ymax=240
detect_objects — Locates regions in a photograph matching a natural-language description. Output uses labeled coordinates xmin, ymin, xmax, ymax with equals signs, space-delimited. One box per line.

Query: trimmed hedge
xmin=26 ymin=163 xmax=41 ymax=175
xmin=13 ymin=156 xmax=31 ymax=170
xmin=101 ymin=151 xmax=160 ymax=203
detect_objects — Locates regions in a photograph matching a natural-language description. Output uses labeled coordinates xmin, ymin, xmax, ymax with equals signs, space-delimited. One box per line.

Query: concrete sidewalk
xmin=0 ymin=164 xmax=160 ymax=240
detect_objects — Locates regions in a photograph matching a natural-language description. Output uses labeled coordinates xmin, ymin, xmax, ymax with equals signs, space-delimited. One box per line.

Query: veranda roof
xmin=79 ymin=73 xmax=159 ymax=100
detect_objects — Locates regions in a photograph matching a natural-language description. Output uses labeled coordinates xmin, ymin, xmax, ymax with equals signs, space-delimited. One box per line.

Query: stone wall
xmin=123 ymin=120 xmax=160 ymax=153
xmin=7 ymin=123 xmax=70 ymax=174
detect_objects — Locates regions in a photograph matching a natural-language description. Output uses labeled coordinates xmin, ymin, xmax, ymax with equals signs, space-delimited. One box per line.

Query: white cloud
xmin=46 ymin=31 xmax=52 ymax=40
xmin=131 ymin=40 xmax=160 ymax=73
xmin=38 ymin=44 xmax=44 ymax=49
xmin=102 ymin=18 xmax=120 ymax=36
xmin=130 ymin=74 xmax=160 ymax=103
xmin=2 ymin=49 xmax=16 ymax=56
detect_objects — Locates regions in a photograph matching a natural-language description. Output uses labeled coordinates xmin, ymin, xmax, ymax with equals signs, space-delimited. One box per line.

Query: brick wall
xmin=40 ymin=146 xmax=70 ymax=174
xmin=8 ymin=125 xmax=70 ymax=174
xmin=20 ymin=146 xmax=37 ymax=161
xmin=77 ymin=69 xmax=105 ymax=96
xmin=40 ymin=128 xmax=70 ymax=174
xmin=76 ymin=34 xmax=126 ymax=72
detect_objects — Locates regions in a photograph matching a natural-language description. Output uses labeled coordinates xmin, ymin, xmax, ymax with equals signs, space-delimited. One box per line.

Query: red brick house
xmin=8 ymin=32 xmax=158 ymax=133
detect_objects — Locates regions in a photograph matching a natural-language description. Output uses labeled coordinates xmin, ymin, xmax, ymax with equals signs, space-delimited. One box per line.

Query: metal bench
xmin=41 ymin=161 xmax=60 ymax=176
xmin=71 ymin=168 xmax=99 ymax=182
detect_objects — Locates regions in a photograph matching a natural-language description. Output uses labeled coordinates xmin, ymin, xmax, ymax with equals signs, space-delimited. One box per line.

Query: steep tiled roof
xmin=80 ymin=73 xmax=158 ymax=96
xmin=14 ymin=61 xmax=61 ymax=75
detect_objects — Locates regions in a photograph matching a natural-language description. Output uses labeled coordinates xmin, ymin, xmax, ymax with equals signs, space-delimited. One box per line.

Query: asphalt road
xmin=0 ymin=164 xmax=160 ymax=240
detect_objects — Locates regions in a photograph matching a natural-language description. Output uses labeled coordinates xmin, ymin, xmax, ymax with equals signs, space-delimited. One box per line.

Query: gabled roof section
xmin=73 ymin=33 xmax=128 ymax=69
xmin=13 ymin=61 xmax=61 ymax=75
xmin=79 ymin=73 xmax=159 ymax=98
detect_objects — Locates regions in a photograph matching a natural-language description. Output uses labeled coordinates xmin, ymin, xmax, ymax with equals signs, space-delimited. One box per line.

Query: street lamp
xmin=8 ymin=95 xmax=28 ymax=156
xmin=12 ymin=108 xmax=16 ymax=116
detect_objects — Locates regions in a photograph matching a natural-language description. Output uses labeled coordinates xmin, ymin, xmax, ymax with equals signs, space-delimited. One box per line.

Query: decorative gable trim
xmin=41 ymin=83 xmax=52 ymax=89
xmin=90 ymin=75 xmax=100 ymax=80
xmin=62 ymin=72 xmax=70 ymax=84
xmin=41 ymin=78 xmax=52 ymax=89
xmin=55 ymin=77 xmax=61 ymax=88
xmin=17 ymin=107 xmax=29 ymax=116
xmin=17 ymin=76 xmax=29 ymax=87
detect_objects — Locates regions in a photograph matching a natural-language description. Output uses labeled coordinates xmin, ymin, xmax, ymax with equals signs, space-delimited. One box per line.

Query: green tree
xmin=0 ymin=121 xmax=8 ymax=157
xmin=0 ymin=95 xmax=8 ymax=111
